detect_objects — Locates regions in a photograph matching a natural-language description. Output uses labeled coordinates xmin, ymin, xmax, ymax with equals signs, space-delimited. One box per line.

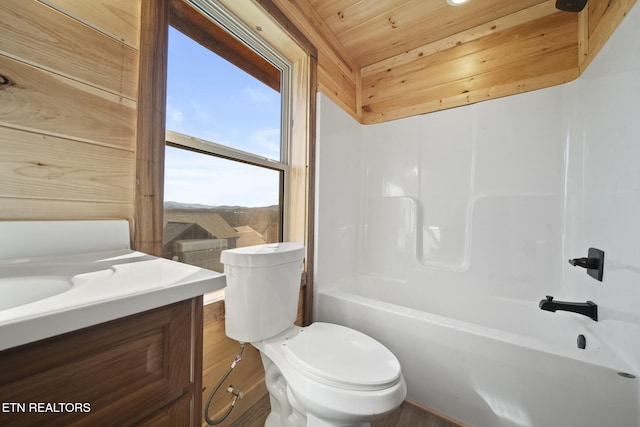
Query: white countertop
xmin=0 ymin=220 xmax=226 ymax=351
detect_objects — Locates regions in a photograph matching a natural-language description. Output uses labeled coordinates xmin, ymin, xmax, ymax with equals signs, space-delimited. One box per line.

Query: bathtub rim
xmin=316 ymin=272 xmax=636 ymax=376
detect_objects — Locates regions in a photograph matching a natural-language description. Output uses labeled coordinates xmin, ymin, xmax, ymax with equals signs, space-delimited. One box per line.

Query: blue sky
xmin=164 ymin=27 xmax=281 ymax=207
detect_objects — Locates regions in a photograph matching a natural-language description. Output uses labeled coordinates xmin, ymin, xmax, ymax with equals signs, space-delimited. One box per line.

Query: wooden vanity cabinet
xmin=0 ymin=297 xmax=203 ymax=427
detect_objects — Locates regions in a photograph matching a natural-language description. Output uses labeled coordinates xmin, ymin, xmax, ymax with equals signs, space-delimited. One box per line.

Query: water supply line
xmin=204 ymin=342 xmax=245 ymax=425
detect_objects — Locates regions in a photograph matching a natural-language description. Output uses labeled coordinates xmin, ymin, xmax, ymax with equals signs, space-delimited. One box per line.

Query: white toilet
xmin=221 ymin=243 xmax=406 ymax=427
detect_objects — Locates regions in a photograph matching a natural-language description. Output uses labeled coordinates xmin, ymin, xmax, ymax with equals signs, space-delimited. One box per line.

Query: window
xmin=162 ymin=2 xmax=291 ymax=273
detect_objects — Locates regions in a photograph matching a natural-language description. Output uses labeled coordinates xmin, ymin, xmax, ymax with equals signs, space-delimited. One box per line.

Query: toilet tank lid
xmin=221 ymin=243 xmax=305 ymax=267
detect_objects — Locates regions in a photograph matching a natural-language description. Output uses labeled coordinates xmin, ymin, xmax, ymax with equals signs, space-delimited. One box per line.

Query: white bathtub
xmin=315 ymin=274 xmax=639 ymax=427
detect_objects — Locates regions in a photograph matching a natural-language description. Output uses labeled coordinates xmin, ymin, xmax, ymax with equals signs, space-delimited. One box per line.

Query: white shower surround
xmin=314 ymin=3 xmax=640 ymax=425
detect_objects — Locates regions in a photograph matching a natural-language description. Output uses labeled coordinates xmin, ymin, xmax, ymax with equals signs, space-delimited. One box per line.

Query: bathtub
xmin=315 ymin=274 xmax=639 ymax=427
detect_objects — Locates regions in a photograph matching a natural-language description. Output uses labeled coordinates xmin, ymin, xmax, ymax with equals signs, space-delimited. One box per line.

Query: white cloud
xmin=251 ymin=128 xmax=281 ymax=158
xmin=243 ymin=86 xmax=274 ymax=105
xmin=166 ymin=103 xmax=184 ymax=124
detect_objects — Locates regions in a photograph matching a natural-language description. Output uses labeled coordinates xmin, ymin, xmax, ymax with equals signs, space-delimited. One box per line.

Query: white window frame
xmin=166 ymin=0 xmax=293 ymax=238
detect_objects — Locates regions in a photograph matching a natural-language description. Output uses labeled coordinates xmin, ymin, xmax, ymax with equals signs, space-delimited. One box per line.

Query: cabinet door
xmin=138 ymin=394 xmax=193 ymax=427
xmin=0 ymin=299 xmax=199 ymax=427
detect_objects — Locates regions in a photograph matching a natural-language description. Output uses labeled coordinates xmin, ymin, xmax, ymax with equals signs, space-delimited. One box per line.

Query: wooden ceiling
xmin=309 ymin=0 xmax=552 ymax=68
xmin=284 ymin=0 xmax=635 ymax=123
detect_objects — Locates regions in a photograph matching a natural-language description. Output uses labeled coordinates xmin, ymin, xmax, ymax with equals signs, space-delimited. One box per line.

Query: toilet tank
xmin=221 ymin=243 xmax=305 ymax=343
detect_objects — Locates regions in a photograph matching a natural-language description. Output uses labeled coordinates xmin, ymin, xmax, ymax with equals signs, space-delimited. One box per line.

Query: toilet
xmin=221 ymin=243 xmax=406 ymax=427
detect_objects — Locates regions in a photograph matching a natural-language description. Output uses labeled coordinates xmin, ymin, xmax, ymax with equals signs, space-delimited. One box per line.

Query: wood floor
xmin=372 ymin=401 xmax=464 ymax=427
xmin=227 ymin=394 xmax=270 ymax=427
xmin=227 ymin=394 xmax=464 ymax=427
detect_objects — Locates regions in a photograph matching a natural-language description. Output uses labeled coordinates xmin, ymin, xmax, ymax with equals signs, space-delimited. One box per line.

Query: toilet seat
xmin=282 ymin=323 xmax=401 ymax=391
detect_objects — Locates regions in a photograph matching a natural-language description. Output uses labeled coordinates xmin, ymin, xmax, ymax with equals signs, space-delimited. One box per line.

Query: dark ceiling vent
xmin=556 ymin=0 xmax=588 ymax=12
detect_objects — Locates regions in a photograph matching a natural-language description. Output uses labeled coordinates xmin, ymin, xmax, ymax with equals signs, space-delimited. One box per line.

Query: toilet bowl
xmin=221 ymin=243 xmax=406 ymax=427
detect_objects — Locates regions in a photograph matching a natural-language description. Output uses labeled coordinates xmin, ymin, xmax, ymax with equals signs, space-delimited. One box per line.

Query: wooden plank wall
xmin=0 ymin=0 xmax=139 ymax=222
xmin=580 ymin=0 xmax=637 ymax=71
xmin=202 ymin=300 xmax=267 ymax=427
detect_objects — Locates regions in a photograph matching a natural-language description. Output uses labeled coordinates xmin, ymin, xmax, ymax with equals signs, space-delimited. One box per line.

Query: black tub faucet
xmin=539 ymin=296 xmax=598 ymax=321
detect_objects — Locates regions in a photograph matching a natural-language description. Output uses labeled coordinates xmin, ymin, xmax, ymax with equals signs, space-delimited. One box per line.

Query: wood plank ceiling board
xmin=359 ymin=9 xmax=580 ymax=123
xmin=312 ymin=0 xmax=549 ymax=67
xmin=362 ymin=1 xmax=560 ymax=73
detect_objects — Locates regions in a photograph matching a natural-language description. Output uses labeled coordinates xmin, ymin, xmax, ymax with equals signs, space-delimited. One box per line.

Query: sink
xmin=0 ymin=220 xmax=226 ymax=352
xmin=71 ymin=268 xmax=115 ymax=287
xmin=0 ymin=277 xmax=72 ymax=310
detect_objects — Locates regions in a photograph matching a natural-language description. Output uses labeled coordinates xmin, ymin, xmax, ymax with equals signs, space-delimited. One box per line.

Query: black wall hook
xmin=0 ymin=75 xmax=9 ymax=86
